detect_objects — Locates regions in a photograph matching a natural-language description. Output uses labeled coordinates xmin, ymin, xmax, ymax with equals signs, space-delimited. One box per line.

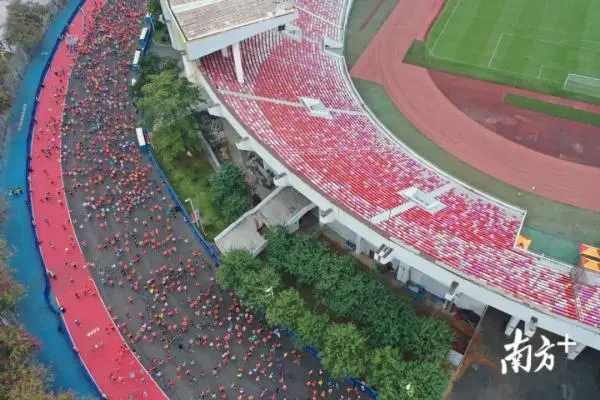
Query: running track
xmin=28 ymin=1 xmax=166 ymax=398
xmin=351 ymin=0 xmax=600 ymax=212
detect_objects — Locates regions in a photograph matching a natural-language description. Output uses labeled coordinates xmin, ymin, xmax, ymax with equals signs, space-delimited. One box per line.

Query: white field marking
xmin=538 ymin=64 xmax=545 ymax=79
xmin=429 ymin=0 xmax=463 ymax=57
xmin=465 ymin=14 xmax=571 ymax=37
xmin=429 ymin=41 xmax=564 ymax=84
xmin=488 ymin=33 xmax=506 ymax=67
xmin=502 ymin=32 xmax=600 ymax=54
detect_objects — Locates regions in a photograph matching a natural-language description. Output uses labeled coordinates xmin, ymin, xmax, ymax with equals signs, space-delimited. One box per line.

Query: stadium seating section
xmin=200 ymin=1 xmax=600 ymax=328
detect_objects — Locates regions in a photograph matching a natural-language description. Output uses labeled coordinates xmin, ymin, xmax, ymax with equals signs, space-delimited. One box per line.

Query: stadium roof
xmin=168 ymin=0 xmax=296 ymax=42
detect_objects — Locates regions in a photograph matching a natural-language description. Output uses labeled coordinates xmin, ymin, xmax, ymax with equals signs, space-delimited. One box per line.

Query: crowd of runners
xmin=52 ymin=0 xmax=366 ymax=398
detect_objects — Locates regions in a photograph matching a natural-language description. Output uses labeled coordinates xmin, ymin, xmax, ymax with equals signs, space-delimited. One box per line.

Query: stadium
xmin=158 ymin=0 xmax=600 ymax=355
xmin=12 ymin=0 xmax=600 ymax=398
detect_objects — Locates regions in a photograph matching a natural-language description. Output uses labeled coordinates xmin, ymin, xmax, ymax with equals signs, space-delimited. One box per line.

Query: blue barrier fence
xmin=24 ymin=0 xmax=104 ymax=397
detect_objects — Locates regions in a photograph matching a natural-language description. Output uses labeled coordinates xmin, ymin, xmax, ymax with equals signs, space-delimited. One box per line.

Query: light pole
xmin=184 ymin=198 xmax=200 ymax=229
xmin=80 ymin=7 xmax=86 ymax=34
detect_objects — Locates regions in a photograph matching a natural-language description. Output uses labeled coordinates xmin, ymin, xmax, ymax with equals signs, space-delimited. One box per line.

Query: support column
xmin=355 ymin=233 xmax=362 ymax=256
xmin=221 ymin=46 xmax=229 ymax=57
xmin=504 ymin=315 xmax=520 ymax=337
xmin=232 ymin=42 xmax=244 ymax=84
xmin=567 ymin=342 xmax=586 ymax=360
xmin=396 ymin=264 xmax=410 ymax=283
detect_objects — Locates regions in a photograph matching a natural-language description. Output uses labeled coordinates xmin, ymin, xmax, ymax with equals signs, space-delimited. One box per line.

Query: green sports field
xmin=425 ymin=0 xmax=600 ymax=100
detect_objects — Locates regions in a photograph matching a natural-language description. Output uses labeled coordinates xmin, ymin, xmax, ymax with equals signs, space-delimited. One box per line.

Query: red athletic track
xmin=351 ymin=0 xmax=600 ymax=211
xmin=430 ymin=70 xmax=600 ymax=168
xmin=29 ymin=1 xmax=166 ymax=399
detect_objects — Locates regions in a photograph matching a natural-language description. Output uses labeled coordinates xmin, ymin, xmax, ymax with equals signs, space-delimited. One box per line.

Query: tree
xmin=266 ymin=288 xmax=305 ymax=330
xmin=368 ymin=348 xmax=450 ymax=400
xmin=239 ymin=264 xmax=281 ymax=312
xmin=148 ymin=0 xmax=162 ymax=19
xmin=402 ymin=361 xmax=450 ymax=400
xmin=137 ymin=68 xmax=200 ymax=134
xmin=220 ymin=191 xmax=250 ymax=224
xmin=368 ymin=347 xmax=412 ymax=400
xmin=217 ymin=250 xmax=282 ymax=311
xmin=314 ymin=256 xmax=363 ymax=317
xmin=265 ymin=226 xmax=292 ymax=268
xmin=321 ymin=323 xmax=367 ymax=379
xmin=0 ymin=239 xmax=23 ymax=315
xmin=216 ymin=249 xmax=263 ymax=291
xmin=0 ymin=326 xmax=39 ymax=397
xmin=6 ymin=1 xmax=48 ymax=52
xmin=137 ymin=69 xmax=201 ymax=162
xmin=210 ymin=162 xmax=247 ymax=205
xmin=285 ymin=234 xmax=329 ymax=285
xmin=132 ymin=53 xmax=178 ymax=100
xmin=408 ymin=317 xmax=454 ymax=362
xmin=296 ymin=310 xmax=329 ymax=350
xmin=0 ymin=196 xmax=6 ymax=224
xmin=150 ymin=117 xmax=196 ymax=164
xmin=360 ymin=294 xmax=418 ymax=349
xmin=210 ymin=163 xmax=250 ymax=222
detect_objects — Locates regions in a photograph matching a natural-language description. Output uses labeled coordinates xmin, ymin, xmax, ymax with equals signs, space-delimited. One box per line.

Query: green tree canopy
xmin=285 ymin=233 xmax=329 ymax=285
xmin=137 ymin=69 xmax=201 ymax=162
xmin=217 ymin=250 xmax=281 ymax=311
xmin=210 ymin=162 xmax=249 ymax=223
xmin=322 ymin=323 xmax=367 ymax=379
xmin=137 ymin=68 xmax=199 ymax=129
xmin=150 ymin=117 xmax=196 ymax=164
xmin=266 ymin=288 xmax=305 ymax=330
xmin=216 ymin=249 xmax=263 ymax=290
xmin=265 ymin=226 xmax=292 ymax=268
xmin=368 ymin=347 xmax=450 ymax=400
xmin=403 ymin=361 xmax=450 ymax=400
xmin=210 ymin=162 xmax=247 ymax=204
xmin=6 ymin=1 xmax=47 ymax=52
xmin=296 ymin=310 xmax=329 ymax=350
xmin=220 ymin=191 xmax=250 ymax=224
xmin=239 ymin=264 xmax=281 ymax=311
xmin=148 ymin=0 xmax=162 ymax=19
xmin=408 ymin=317 xmax=454 ymax=362
xmin=368 ymin=347 xmax=412 ymax=400
xmin=132 ymin=53 xmax=178 ymax=100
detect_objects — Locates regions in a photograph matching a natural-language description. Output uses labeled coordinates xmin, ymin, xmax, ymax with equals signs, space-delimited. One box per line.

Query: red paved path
xmin=29 ymin=1 xmax=167 ymax=398
xmin=351 ymin=0 xmax=600 ymax=211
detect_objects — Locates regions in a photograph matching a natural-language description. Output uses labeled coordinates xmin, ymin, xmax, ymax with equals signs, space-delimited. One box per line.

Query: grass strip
xmin=403 ymin=40 xmax=600 ymax=105
xmin=504 ymin=93 xmax=600 ymax=127
xmin=154 ymin=148 xmax=227 ymax=241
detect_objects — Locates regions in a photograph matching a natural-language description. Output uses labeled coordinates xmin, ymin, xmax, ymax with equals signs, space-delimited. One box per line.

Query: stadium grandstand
xmin=159 ymin=0 xmax=600 ymax=357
